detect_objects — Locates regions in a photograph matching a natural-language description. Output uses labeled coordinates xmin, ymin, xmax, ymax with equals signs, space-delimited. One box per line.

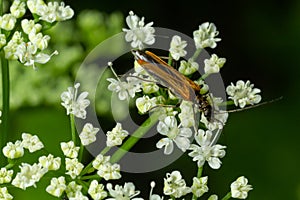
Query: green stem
xmin=200 ymin=73 xmax=210 ymax=80
xmin=80 ymin=161 xmax=94 ymax=176
xmin=168 ymin=52 xmax=173 ymax=66
xmin=100 ymin=146 xmax=111 ymax=155
xmin=217 ymin=100 xmax=235 ymax=107
xmin=197 ymin=166 xmax=203 ymax=177
xmin=80 ymin=174 xmax=101 ymax=181
xmin=78 ymin=143 xmax=84 ymax=162
xmin=110 ymin=112 xmax=160 ymax=163
xmin=192 ymin=167 xmax=203 ymax=200
xmin=70 ymin=114 xmax=76 ymax=144
xmin=1 ymin=51 xmax=9 ymax=164
xmin=221 ymin=192 xmax=232 ymax=200
xmin=191 ymin=48 xmax=202 ymax=61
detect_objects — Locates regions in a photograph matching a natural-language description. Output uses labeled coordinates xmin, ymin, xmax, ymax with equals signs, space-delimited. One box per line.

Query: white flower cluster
xmin=106 ymin=123 xmax=129 ymax=147
xmin=107 ymin=182 xmax=143 ymax=200
xmin=6 ymin=153 xmax=61 ymax=190
xmin=123 ymin=11 xmax=155 ymax=49
xmin=61 ymin=83 xmax=90 ymax=119
xmin=163 ymin=171 xmax=191 ymax=198
xmin=79 ymin=123 xmax=99 ymax=146
xmin=231 ymin=176 xmax=253 ymax=199
xmin=226 ymin=80 xmax=262 ymax=108
xmin=188 ymin=130 xmax=226 ymax=169
xmin=2 ymin=133 xmax=44 ymax=159
xmin=92 ymin=154 xmax=121 ymax=181
xmin=193 ymin=22 xmax=221 ymax=49
xmin=0 ymin=0 xmax=74 ymax=69
xmin=27 ymin=0 xmax=74 ymax=23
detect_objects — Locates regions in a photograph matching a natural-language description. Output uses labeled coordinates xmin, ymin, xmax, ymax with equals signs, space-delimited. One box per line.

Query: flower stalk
xmin=110 ymin=111 xmax=160 ymax=163
xmin=221 ymin=192 xmax=232 ymax=200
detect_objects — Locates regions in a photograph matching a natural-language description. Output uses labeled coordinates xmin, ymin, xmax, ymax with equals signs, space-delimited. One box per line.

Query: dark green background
xmin=8 ymin=0 xmax=300 ymax=199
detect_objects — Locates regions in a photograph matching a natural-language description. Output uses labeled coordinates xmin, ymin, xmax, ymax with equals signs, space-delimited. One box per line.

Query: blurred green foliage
xmin=4 ymin=10 xmax=124 ymax=117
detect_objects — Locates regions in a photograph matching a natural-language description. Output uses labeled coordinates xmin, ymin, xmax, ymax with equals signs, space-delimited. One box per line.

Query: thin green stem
xmin=1 ymin=51 xmax=9 ymax=164
xmin=100 ymin=146 xmax=111 ymax=155
xmin=197 ymin=166 xmax=203 ymax=177
xmin=80 ymin=161 xmax=94 ymax=176
xmin=191 ymin=48 xmax=202 ymax=61
xmin=78 ymin=143 xmax=84 ymax=162
xmin=192 ymin=166 xmax=203 ymax=200
xmin=200 ymin=73 xmax=210 ymax=80
xmin=80 ymin=174 xmax=101 ymax=181
xmin=221 ymin=192 xmax=232 ymax=200
xmin=70 ymin=114 xmax=76 ymax=144
xmin=168 ymin=52 xmax=173 ymax=66
xmin=217 ymin=100 xmax=235 ymax=107
xmin=110 ymin=112 xmax=160 ymax=163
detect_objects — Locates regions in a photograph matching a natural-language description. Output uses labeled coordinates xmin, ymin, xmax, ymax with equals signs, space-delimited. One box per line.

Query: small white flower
xmin=106 ymin=182 xmax=143 ymax=200
xmin=10 ymin=0 xmax=26 ymax=18
xmin=204 ymin=54 xmax=226 ymax=74
xmin=29 ymin=32 xmax=51 ymax=50
xmin=27 ymin=0 xmax=46 ymax=14
xmin=0 ymin=14 xmax=16 ymax=31
xmin=15 ymin=41 xmax=58 ymax=69
xmin=27 ymin=0 xmax=74 ymax=23
xmin=88 ymin=180 xmax=108 ymax=200
xmin=191 ymin=176 xmax=209 ymax=197
xmin=21 ymin=133 xmax=44 ymax=153
xmin=123 ymin=11 xmax=155 ymax=49
xmin=200 ymin=96 xmax=228 ymax=131
xmin=0 ymin=187 xmax=13 ymax=200
xmin=65 ymin=158 xmax=84 ymax=179
xmin=149 ymin=181 xmax=164 ymax=200
xmin=208 ymin=194 xmax=218 ymax=200
xmin=3 ymin=31 xmax=24 ymax=60
xmin=2 ymin=140 xmax=24 ymax=159
xmin=163 ymin=171 xmax=191 ymax=198
xmin=200 ymin=112 xmax=228 ymax=131
xmin=178 ymin=59 xmax=199 ymax=76
xmin=79 ymin=123 xmax=99 ymax=146
xmin=92 ymin=154 xmax=111 ymax=170
xmin=61 ymin=83 xmax=90 ymax=119
xmin=193 ymin=22 xmax=221 ymax=49
xmin=60 ymin=141 xmax=80 ymax=158
xmin=46 ymin=176 xmax=66 ymax=197
xmin=12 ymin=163 xmax=47 ymax=189
xmin=21 ymin=19 xmax=42 ymax=35
xmin=156 ymin=116 xmax=192 ymax=154
xmin=226 ymin=80 xmax=262 ymax=108
xmin=69 ymin=192 xmax=89 ymax=200
xmin=156 ymin=107 xmax=178 ymax=121
xmin=230 ymin=176 xmax=253 ymax=199
xmin=55 ymin=2 xmax=74 ymax=22
xmin=65 ymin=181 xmax=82 ymax=199
xmin=106 ymin=123 xmax=129 ymax=147
xmin=107 ymin=77 xmax=141 ymax=101
xmin=195 ymin=79 xmax=209 ymax=95
xmin=169 ymin=35 xmax=187 ymax=61
xmin=141 ymin=81 xmax=160 ymax=94
xmin=0 ymin=168 xmax=13 ymax=184
xmin=38 ymin=154 xmax=61 ymax=170
xmin=188 ymin=129 xmax=226 ymax=169
xmin=178 ymin=100 xmax=195 ymax=128
xmin=97 ymin=163 xmax=121 ymax=181
xmin=136 ymin=95 xmax=157 ymax=114
xmin=0 ymin=34 xmax=5 ymax=49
